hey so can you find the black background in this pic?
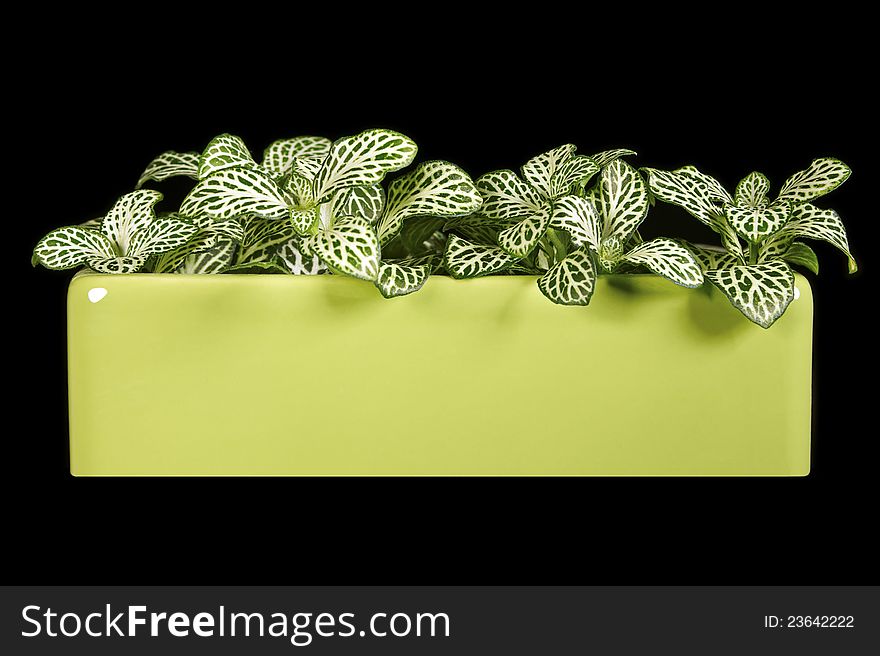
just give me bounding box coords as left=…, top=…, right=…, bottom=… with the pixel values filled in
left=7, top=11, right=876, bottom=584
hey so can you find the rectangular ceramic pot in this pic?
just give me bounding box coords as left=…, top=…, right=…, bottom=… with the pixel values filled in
left=67, top=273, right=813, bottom=476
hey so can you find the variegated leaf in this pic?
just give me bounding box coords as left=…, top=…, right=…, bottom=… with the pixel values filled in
left=290, top=208, right=319, bottom=235
left=206, top=217, right=244, bottom=241
left=136, top=151, right=199, bottom=189
left=537, top=248, right=597, bottom=306
left=776, top=157, right=851, bottom=205
left=198, top=134, right=256, bottom=179
left=622, top=238, right=704, bottom=287
left=724, top=201, right=791, bottom=244
left=312, top=129, right=417, bottom=201
left=734, top=171, right=770, bottom=208
left=102, top=189, right=163, bottom=253
left=444, top=214, right=507, bottom=245
left=283, top=172, right=316, bottom=208
left=497, top=207, right=551, bottom=257
left=332, top=184, right=386, bottom=224
left=224, top=261, right=289, bottom=274
left=596, top=159, right=649, bottom=241
left=300, top=217, right=380, bottom=281
left=681, top=241, right=743, bottom=272
left=128, top=216, right=198, bottom=257
left=759, top=203, right=856, bottom=272
left=181, top=167, right=289, bottom=221
left=262, top=136, right=332, bottom=176
left=707, top=261, right=795, bottom=328
left=375, top=256, right=434, bottom=298
left=276, top=239, right=327, bottom=275
left=399, top=216, right=447, bottom=255
left=89, top=256, right=148, bottom=274
left=550, top=195, right=601, bottom=252
left=675, top=166, right=733, bottom=205
left=235, top=217, right=297, bottom=263
left=293, top=157, right=324, bottom=181
left=444, top=234, right=517, bottom=279
left=521, top=144, right=576, bottom=198
left=476, top=170, right=546, bottom=220
left=549, top=155, right=599, bottom=198
left=782, top=242, right=819, bottom=275
left=589, top=149, right=637, bottom=168
left=175, top=237, right=237, bottom=274
left=33, top=226, right=117, bottom=270
left=151, top=232, right=217, bottom=273
left=378, top=161, right=482, bottom=244
left=598, top=235, right=625, bottom=272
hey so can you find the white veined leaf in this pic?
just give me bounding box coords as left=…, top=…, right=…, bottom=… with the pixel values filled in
left=377, top=161, right=482, bottom=244
left=375, top=256, right=434, bottom=298
left=550, top=195, right=601, bottom=252
left=782, top=242, right=819, bottom=275
left=198, top=134, right=257, bottom=179
left=681, top=241, right=744, bottom=272
left=207, top=218, right=244, bottom=241
left=521, top=144, right=576, bottom=198
left=333, top=184, right=386, bottom=225
left=622, top=238, right=704, bottom=288
left=549, top=155, right=600, bottom=198
left=675, top=166, right=733, bottom=205
left=89, top=256, right=148, bottom=274
left=276, top=239, right=327, bottom=275
left=181, top=167, right=290, bottom=221
left=734, top=171, right=770, bottom=207
left=707, top=261, right=795, bottom=328
left=724, top=201, right=791, bottom=244
left=312, top=129, right=417, bottom=201
left=261, top=136, right=332, bottom=176
left=589, top=149, right=637, bottom=168
left=290, top=208, right=319, bottom=235
left=443, top=234, right=518, bottom=279
left=224, top=261, right=289, bottom=274
left=475, top=170, right=546, bottom=220
left=444, top=214, right=509, bottom=245
left=300, top=216, right=380, bottom=281
left=151, top=232, right=218, bottom=273
left=102, top=189, right=164, bottom=254
left=136, top=151, right=199, bottom=189
left=179, top=237, right=237, bottom=274
left=128, top=216, right=198, bottom=257
left=759, top=203, right=856, bottom=272
left=497, top=207, right=551, bottom=257
left=236, top=216, right=298, bottom=263
left=596, top=159, right=649, bottom=242
left=537, top=248, right=597, bottom=306
left=283, top=172, right=316, bottom=208
left=33, top=226, right=117, bottom=270
left=776, top=157, right=851, bottom=205
left=293, top=157, right=324, bottom=181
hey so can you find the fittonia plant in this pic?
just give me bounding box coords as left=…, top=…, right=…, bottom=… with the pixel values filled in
left=32, top=133, right=856, bottom=328
left=643, top=158, right=856, bottom=327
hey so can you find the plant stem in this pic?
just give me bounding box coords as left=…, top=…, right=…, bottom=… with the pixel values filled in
left=749, top=242, right=759, bottom=265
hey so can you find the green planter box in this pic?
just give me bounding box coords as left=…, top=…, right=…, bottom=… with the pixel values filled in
left=67, top=273, right=813, bottom=476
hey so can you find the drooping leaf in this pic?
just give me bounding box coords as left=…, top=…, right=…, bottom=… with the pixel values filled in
left=681, top=241, right=743, bottom=271
left=782, top=242, right=820, bottom=275
left=332, top=184, right=386, bottom=224
left=549, top=195, right=601, bottom=252
left=521, top=144, right=576, bottom=198
left=102, top=189, right=163, bottom=253
left=300, top=217, right=380, bottom=281
left=595, top=159, right=649, bottom=241
left=776, top=157, right=851, bottom=205
left=236, top=216, right=298, bottom=263
left=33, top=226, right=117, bottom=270
left=444, top=214, right=508, bottom=246
left=443, top=234, right=517, bottom=279
left=675, top=166, right=734, bottom=205
left=293, top=157, right=324, bottom=181
left=312, top=129, right=417, bottom=201
left=549, top=155, right=600, bottom=198
left=204, top=217, right=244, bottom=241
left=198, top=134, right=256, bottom=179
left=89, top=256, right=148, bottom=274
left=759, top=203, right=856, bottom=273
left=276, top=239, right=327, bottom=275
left=224, top=260, right=289, bottom=274
left=497, top=207, right=551, bottom=257
left=734, top=171, right=770, bottom=208
left=375, top=256, right=435, bottom=298
left=706, top=261, right=796, bottom=328
left=475, top=169, right=546, bottom=220
left=175, top=237, right=237, bottom=274
left=262, top=136, right=332, bottom=176
left=589, top=149, right=637, bottom=168
left=377, top=161, right=482, bottom=244
left=136, top=151, right=199, bottom=189
left=151, top=232, right=218, bottom=273
left=181, top=167, right=289, bottom=221
left=537, top=248, right=597, bottom=306
left=724, top=201, right=791, bottom=243
left=622, top=238, right=704, bottom=287
left=128, top=216, right=198, bottom=257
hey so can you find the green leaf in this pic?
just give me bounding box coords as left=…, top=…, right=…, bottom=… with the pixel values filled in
left=476, top=170, right=546, bottom=220
left=198, top=134, right=256, bottom=179
left=550, top=195, right=601, bottom=252
left=375, top=256, right=435, bottom=298
left=707, top=261, right=795, bottom=329
left=102, top=189, right=163, bottom=253
left=89, top=256, right=148, bottom=274
left=33, top=226, right=117, bottom=270
left=595, top=159, right=649, bottom=241
left=622, top=238, right=704, bottom=287
left=782, top=241, right=819, bottom=275
left=399, top=216, right=447, bottom=256
left=181, top=167, right=289, bottom=221
left=332, top=185, right=386, bottom=224
left=734, top=171, right=770, bottom=208
left=675, top=166, right=734, bottom=205
left=300, top=217, right=380, bottom=281
left=136, top=151, right=199, bottom=189
left=776, top=157, right=851, bottom=205
left=151, top=232, right=218, bottom=273
left=128, top=216, right=198, bottom=257
left=276, top=239, right=327, bottom=275
left=724, top=201, right=791, bottom=244
left=293, top=157, right=324, bottom=181
left=377, top=161, right=482, bottom=244
left=171, top=237, right=237, bottom=274
left=497, top=207, right=551, bottom=257
left=521, top=144, right=576, bottom=198
left=262, top=136, right=332, bottom=176
left=537, top=249, right=597, bottom=306
left=237, top=217, right=297, bottom=263
left=444, top=234, right=517, bottom=279
left=681, top=241, right=743, bottom=271
left=549, top=155, right=599, bottom=198
left=224, top=261, right=289, bottom=274
left=203, top=217, right=244, bottom=241
left=444, top=214, right=508, bottom=245
left=759, top=203, right=856, bottom=272
left=312, top=129, right=417, bottom=201
left=289, top=208, right=319, bottom=234
left=589, top=148, right=637, bottom=168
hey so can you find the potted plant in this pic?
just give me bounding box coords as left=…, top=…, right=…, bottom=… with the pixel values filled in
left=34, top=129, right=856, bottom=475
